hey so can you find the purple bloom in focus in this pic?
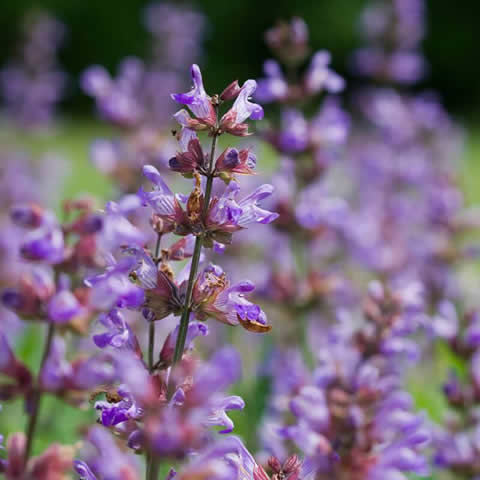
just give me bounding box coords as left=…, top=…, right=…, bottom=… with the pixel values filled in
left=171, top=64, right=214, bottom=121
left=220, top=80, right=264, bottom=136
left=208, top=181, right=279, bottom=230
left=193, top=263, right=271, bottom=332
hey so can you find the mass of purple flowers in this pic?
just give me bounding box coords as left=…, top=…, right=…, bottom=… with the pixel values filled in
left=0, top=1, right=478, bottom=480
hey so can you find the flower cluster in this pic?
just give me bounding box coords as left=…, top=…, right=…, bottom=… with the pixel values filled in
left=256, top=18, right=344, bottom=104
left=0, top=11, right=67, bottom=128
left=351, top=0, right=427, bottom=84
left=0, top=198, right=124, bottom=474
left=432, top=306, right=480, bottom=476
left=259, top=281, right=430, bottom=479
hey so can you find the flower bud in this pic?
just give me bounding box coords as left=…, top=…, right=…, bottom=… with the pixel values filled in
left=220, top=80, right=241, bottom=101
left=283, top=455, right=301, bottom=474
left=268, top=456, right=282, bottom=474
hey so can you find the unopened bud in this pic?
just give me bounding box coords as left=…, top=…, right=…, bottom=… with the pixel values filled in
left=253, top=465, right=270, bottom=480
left=283, top=455, right=301, bottom=474
left=268, top=456, right=282, bottom=474
left=220, top=80, right=241, bottom=101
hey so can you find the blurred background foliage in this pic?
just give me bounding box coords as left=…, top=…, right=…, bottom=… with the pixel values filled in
left=0, top=0, right=479, bottom=118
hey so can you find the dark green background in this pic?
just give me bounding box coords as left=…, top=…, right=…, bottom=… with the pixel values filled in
left=0, top=0, right=478, bottom=118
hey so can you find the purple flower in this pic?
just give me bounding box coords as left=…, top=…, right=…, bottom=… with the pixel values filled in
left=99, top=195, right=147, bottom=252
left=143, top=3, right=205, bottom=70
left=0, top=12, right=66, bottom=128
left=40, top=337, right=73, bottom=391
left=310, top=98, right=350, bottom=152
left=40, top=337, right=116, bottom=392
left=220, top=80, right=264, bottom=136
left=93, top=309, right=140, bottom=352
left=95, top=385, right=143, bottom=428
left=295, top=181, right=349, bottom=230
left=215, top=147, right=257, bottom=177
left=278, top=109, right=309, bottom=153
left=431, top=300, right=458, bottom=340
left=304, top=51, right=345, bottom=95
left=229, top=80, right=264, bottom=122
left=89, top=139, right=121, bottom=174
left=47, top=289, right=84, bottom=324
left=73, top=461, right=98, bottom=480
left=204, top=395, right=245, bottom=434
left=158, top=320, right=208, bottom=367
left=208, top=182, right=279, bottom=230
left=173, top=109, right=198, bottom=151
left=16, top=210, right=64, bottom=264
left=139, top=165, right=183, bottom=223
left=74, top=427, right=139, bottom=480
left=171, top=64, right=214, bottom=121
left=193, top=263, right=271, bottom=332
left=191, top=347, right=242, bottom=399
left=85, top=257, right=145, bottom=311
left=255, top=60, right=288, bottom=103
left=82, top=59, right=146, bottom=127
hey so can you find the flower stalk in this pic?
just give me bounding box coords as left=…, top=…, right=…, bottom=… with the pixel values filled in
left=171, top=107, right=219, bottom=366
left=23, top=322, right=55, bottom=464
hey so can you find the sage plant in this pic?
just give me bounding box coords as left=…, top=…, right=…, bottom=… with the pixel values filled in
left=72, top=64, right=278, bottom=480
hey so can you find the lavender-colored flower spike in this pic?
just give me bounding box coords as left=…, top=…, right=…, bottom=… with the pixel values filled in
left=0, top=11, right=67, bottom=128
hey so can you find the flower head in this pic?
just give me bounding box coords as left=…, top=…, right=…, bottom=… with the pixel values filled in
left=172, top=64, right=215, bottom=124
left=220, top=80, right=264, bottom=136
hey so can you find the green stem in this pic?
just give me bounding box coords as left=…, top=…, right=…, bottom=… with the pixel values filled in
left=148, top=459, right=160, bottom=480
left=146, top=233, right=163, bottom=478
left=171, top=109, right=219, bottom=366
left=148, top=233, right=162, bottom=373
left=24, top=322, right=55, bottom=464
left=148, top=323, right=155, bottom=373
left=171, top=234, right=204, bottom=365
